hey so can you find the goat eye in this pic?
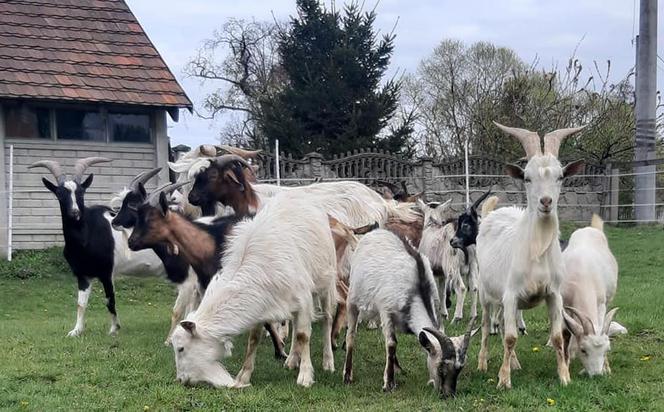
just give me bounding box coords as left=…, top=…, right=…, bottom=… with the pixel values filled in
left=177, top=347, right=184, bottom=353
left=524, top=178, right=531, bottom=183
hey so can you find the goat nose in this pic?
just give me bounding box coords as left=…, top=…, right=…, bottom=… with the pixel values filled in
left=540, top=196, right=552, bottom=208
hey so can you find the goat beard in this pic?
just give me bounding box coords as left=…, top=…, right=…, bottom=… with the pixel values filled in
left=529, top=217, right=557, bottom=261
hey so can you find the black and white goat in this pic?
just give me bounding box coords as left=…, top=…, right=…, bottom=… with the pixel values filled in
left=343, top=228, right=476, bottom=397
left=29, top=158, right=165, bottom=337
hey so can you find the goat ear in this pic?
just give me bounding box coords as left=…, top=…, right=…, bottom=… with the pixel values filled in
left=602, top=307, right=619, bottom=335
left=223, top=167, right=245, bottom=192
left=563, top=309, right=585, bottom=336
left=353, top=221, right=379, bottom=235
left=505, top=164, right=524, bottom=180
left=158, top=192, right=170, bottom=215
left=180, top=320, right=197, bottom=336
left=417, top=199, right=430, bottom=213
left=418, top=330, right=436, bottom=354
left=563, top=159, right=585, bottom=178
left=137, top=182, right=147, bottom=198
left=42, top=178, right=58, bottom=193
left=81, top=174, right=94, bottom=189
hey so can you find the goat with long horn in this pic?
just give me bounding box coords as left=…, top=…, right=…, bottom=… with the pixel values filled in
left=30, top=158, right=167, bottom=338
left=476, top=122, right=586, bottom=389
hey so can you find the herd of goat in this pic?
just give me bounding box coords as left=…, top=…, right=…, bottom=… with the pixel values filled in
left=27, top=122, right=627, bottom=398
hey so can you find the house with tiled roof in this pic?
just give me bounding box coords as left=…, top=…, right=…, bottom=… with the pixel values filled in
left=0, top=0, right=192, bottom=252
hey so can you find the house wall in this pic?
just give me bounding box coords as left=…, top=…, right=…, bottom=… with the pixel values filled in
left=0, top=108, right=172, bottom=253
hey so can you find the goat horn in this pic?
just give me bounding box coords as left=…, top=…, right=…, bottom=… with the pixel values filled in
left=543, top=125, right=586, bottom=157
left=602, top=307, right=619, bottom=335
left=460, top=316, right=478, bottom=360
left=219, top=144, right=262, bottom=159
left=493, top=121, right=542, bottom=159
left=471, top=188, right=492, bottom=211
left=213, top=154, right=251, bottom=170
left=565, top=306, right=595, bottom=335
left=129, top=167, right=162, bottom=189
left=28, top=160, right=65, bottom=184
left=197, top=144, right=218, bottom=157
left=73, top=157, right=111, bottom=182
left=423, top=327, right=456, bottom=359
left=148, top=181, right=190, bottom=206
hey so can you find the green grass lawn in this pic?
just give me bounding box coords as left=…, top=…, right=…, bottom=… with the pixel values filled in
left=0, top=225, right=663, bottom=411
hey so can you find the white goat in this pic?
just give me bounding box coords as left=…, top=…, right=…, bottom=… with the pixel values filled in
left=561, top=214, right=623, bottom=376
left=170, top=191, right=337, bottom=388
left=476, top=123, right=586, bottom=389
left=343, top=228, right=476, bottom=397
left=418, top=199, right=476, bottom=324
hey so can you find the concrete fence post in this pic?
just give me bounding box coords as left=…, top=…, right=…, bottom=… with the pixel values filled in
left=305, top=152, right=324, bottom=180
left=419, top=156, right=433, bottom=201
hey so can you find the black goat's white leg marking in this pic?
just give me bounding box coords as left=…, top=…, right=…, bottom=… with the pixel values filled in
left=68, top=279, right=91, bottom=337
left=100, top=278, right=120, bottom=336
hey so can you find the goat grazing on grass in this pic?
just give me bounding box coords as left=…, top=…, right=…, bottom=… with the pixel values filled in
left=29, top=158, right=165, bottom=337
left=170, top=191, right=337, bottom=388
left=561, top=214, right=624, bottom=376
left=343, top=228, right=476, bottom=397
left=110, top=172, right=202, bottom=345
left=126, top=189, right=288, bottom=359
left=186, top=155, right=419, bottom=227
left=476, top=122, right=586, bottom=389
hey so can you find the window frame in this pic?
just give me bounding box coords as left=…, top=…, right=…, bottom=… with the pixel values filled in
left=2, top=100, right=154, bottom=144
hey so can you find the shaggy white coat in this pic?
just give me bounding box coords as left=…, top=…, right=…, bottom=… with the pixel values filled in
left=170, top=191, right=338, bottom=388
left=560, top=216, right=622, bottom=376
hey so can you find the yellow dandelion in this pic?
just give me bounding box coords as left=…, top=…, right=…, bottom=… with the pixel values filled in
left=640, top=355, right=652, bottom=361
left=547, top=398, right=556, bottom=406
left=532, top=346, right=540, bottom=352
left=20, top=400, right=28, bottom=407
left=487, top=378, right=495, bottom=383
left=143, top=406, right=150, bottom=411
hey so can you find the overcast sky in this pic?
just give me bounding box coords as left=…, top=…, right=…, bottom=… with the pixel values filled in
left=125, top=0, right=663, bottom=148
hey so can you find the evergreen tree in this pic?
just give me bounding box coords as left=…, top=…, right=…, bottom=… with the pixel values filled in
left=259, top=0, right=411, bottom=157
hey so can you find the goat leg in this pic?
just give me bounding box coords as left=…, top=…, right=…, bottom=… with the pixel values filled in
left=264, top=322, right=287, bottom=360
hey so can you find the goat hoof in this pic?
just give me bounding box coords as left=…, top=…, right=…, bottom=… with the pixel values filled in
left=519, top=328, right=527, bottom=336
left=343, top=374, right=353, bottom=385
left=67, top=328, right=83, bottom=337
left=382, top=381, right=397, bottom=392
left=296, top=372, right=314, bottom=388
left=452, top=316, right=463, bottom=324
left=275, top=351, right=288, bottom=361
left=109, top=325, right=121, bottom=336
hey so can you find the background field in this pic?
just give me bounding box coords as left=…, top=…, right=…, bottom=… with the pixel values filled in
left=0, top=224, right=662, bottom=411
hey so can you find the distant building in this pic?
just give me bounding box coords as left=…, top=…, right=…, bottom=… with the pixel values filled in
left=0, top=0, right=192, bottom=252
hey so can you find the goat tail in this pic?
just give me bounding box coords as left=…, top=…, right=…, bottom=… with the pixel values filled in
left=481, top=195, right=499, bottom=218
left=590, top=214, right=604, bottom=231
left=385, top=201, right=421, bottom=224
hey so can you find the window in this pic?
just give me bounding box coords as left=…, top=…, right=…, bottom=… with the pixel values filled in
left=109, top=112, right=150, bottom=143
left=4, top=104, right=50, bottom=138
left=56, top=109, right=105, bottom=141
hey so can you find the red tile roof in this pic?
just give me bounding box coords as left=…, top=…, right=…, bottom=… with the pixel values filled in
left=0, top=0, right=192, bottom=109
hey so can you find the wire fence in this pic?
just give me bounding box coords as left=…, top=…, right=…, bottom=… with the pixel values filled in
left=3, top=141, right=663, bottom=260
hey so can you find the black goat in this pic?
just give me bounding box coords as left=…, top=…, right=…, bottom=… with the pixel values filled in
left=29, top=158, right=166, bottom=337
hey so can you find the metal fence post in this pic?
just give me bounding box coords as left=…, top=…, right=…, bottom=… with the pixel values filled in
left=7, top=144, right=13, bottom=261
left=275, top=139, right=280, bottom=186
